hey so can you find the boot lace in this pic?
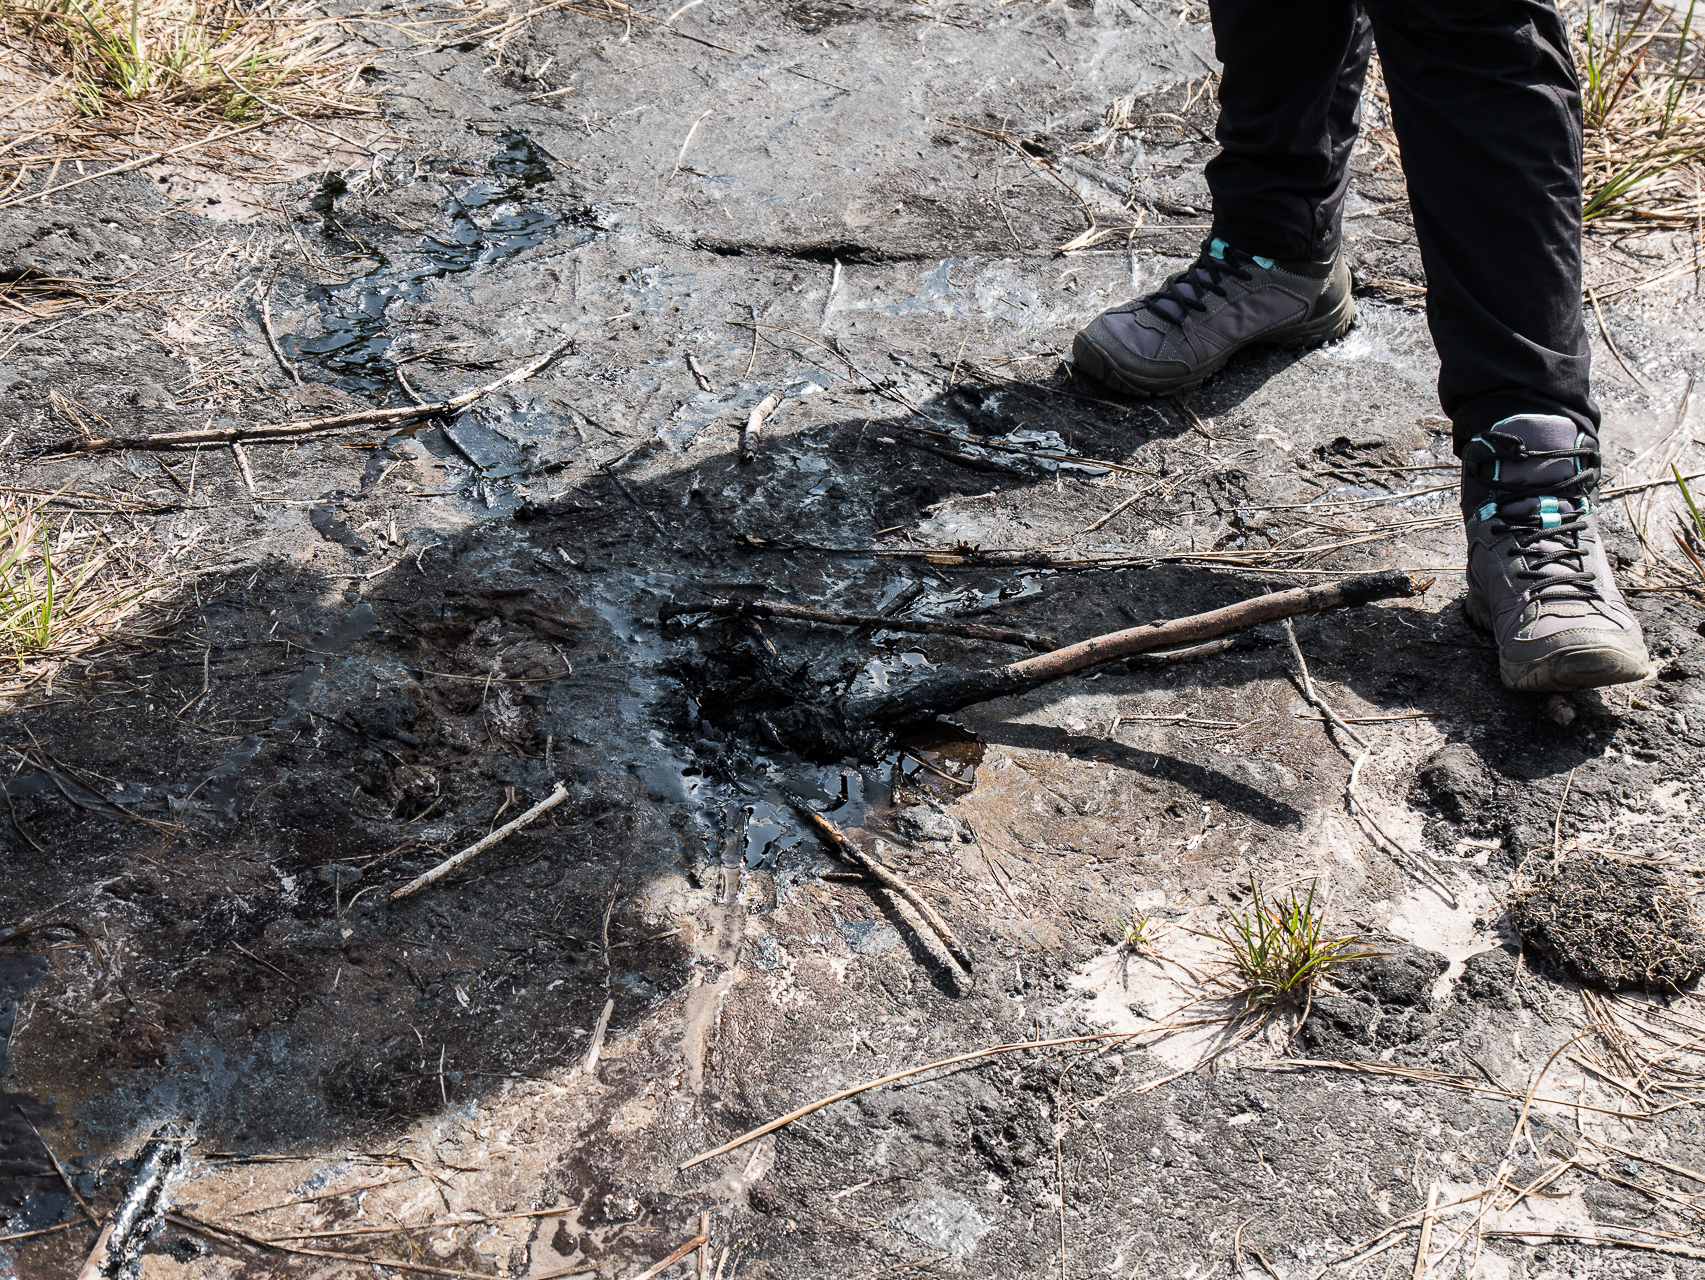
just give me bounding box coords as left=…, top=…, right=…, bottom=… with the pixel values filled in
left=1476, top=430, right=1602, bottom=607
left=1140, top=244, right=1256, bottom=324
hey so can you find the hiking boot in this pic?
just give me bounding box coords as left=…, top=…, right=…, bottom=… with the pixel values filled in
left=1462, top=414, right=1652, bottom=692
left=1072, top=237, right=1356, bottom=397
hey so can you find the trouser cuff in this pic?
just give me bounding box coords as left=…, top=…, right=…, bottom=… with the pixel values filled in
left=1449, top=395, right=1599, bottom=457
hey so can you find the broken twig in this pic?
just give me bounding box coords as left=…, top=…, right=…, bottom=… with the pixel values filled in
left=625, top=1220, right=711, bottom=1280
left=661, top=596, right=1056, bottom=651
left=780, top=792, right=973, bottom=973
left=584, top=997, right=615, bottom=1076
left=259, top=274, right=302, bottom=388
left=686, top=352, right=716, bottom=393
left=50, top=336, right=575, bottom=454
left=391, top=781, right=570, bottom=899
left=739, top=391, right=781, bottom=464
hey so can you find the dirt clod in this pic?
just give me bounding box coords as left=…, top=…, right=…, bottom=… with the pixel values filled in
left=1509, top=860, right=1705, bottom=992
left=1413, top=743, right=1494, bottom=826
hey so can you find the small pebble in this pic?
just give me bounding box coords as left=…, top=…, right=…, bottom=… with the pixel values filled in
left=1544, top=694, right=1575, bottom=727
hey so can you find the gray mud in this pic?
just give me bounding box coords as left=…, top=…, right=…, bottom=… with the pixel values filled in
left=3, top=2, right=1705, bottom=1278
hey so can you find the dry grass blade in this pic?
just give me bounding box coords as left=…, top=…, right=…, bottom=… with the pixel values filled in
left=0, top=268, right=133, bottom=318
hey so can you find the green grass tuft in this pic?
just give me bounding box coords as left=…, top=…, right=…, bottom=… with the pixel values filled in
left=1216, top=880, right=1374, bottom=1011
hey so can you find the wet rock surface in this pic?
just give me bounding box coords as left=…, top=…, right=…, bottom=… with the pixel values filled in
left=2, top=1, right=1705, bottom=1277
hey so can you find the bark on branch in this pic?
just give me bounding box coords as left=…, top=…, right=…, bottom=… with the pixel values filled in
left=851, top=571, right=1431, bottom=725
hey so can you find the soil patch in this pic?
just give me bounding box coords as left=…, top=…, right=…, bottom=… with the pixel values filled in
left=1510, top=860, right=1705, bottom=992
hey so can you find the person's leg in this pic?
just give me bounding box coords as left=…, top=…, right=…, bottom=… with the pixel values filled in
left=1364, top=0, right=1596, bottom=450
left=1072, top=0, right=1366, bottom=397
left=1367, top=0, right=1646, bottom=690
left=1205, top=0, right=1374, bottom=263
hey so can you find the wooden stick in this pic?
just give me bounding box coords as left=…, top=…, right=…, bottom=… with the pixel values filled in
left=391, top=781, right=569, bottom=899
left=678, top=1032, right=1128, bottom=1171
left=1480, top=1230, right=1705, bottom=1260
left=738, top=391, right=780, bottom=464
left=583, top=997, right=615, bottom=1075
left=0, top=1223, right=74, bottom=1244
left=1122, top=635, right=1253, bottom=667
left=627, top=1221, right=712, bottom=1280
left=780, top=792, right=974, bottom=973
left=166, top=1213, right=579, bottom=1279
left=49, top=335, right=575, bottom=454
left=259, top=275, right=302, bottom=388
left=27, top=1119, right=98, bottom=1225
left=853, top=571, right=1431, bottom=726
left=1335, top=1232, right=1409, bottom=1272
left=1279, top=616, right=1367, bottom=748
left=231, top=442, right=258, bottom=496
left=661, top=597, right=1057, bottom=652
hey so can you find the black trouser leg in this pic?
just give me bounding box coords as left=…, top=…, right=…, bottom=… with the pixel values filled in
left=1204, top=0, right=1372, bottom=263
left=1364, top=0, right=1597, bottom=451
left=1203, top=0, right=1599, bottom=454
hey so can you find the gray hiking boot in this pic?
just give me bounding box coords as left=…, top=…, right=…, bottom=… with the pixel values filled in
left=1072, top=237, right=1356, bottom=397
left=1461, top=414, right=1652, bottom=692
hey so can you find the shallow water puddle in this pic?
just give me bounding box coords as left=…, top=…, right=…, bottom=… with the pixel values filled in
left=285, top=131, right=584, bottom=401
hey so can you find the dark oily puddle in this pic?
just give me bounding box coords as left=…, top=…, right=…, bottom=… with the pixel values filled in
left=1, top=256, right=1091, bottom=1265
left=284, top=132, right=586, bottom=402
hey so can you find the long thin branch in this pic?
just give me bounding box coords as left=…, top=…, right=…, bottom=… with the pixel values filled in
left=1280, top=615, right=1367, bottom=748
left=259, top=272, right=302, bottom=388
left=627, top=1223, right=711, bottom=1280
left=661, top=597, right=1057, bottom=651
left=50, top=335, right=575, bottom=453
left=391, top=781, right=569, bottom=899
left=780, top=791, right=974, bottom=973
left=677, top=1032, right=1130, bottom=1172
left=1282, top=616, right=1459, bottom=906
left=854, top=571, right=1430, bottom=725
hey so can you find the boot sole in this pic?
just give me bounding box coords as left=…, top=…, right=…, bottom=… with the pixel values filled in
left=1073, top=294, right=1357, bottom=399
left=1465, top=586, right=1652, bottom=692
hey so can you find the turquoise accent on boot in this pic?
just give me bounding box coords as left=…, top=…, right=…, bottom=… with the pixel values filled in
left=1208, top=238, right=1274, bottom=270
left=1540, top=496, right=1560, bottom=529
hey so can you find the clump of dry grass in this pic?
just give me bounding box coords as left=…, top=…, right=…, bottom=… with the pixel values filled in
left=0, top=270, right=130, bottom=319
left=1356, top=5, right=1704, bottom=230
left=2, top=0, right=369, bottom=119
left=0, top=0, right=379, bottom=201
left=0, top=494, right=169, bottom=680
left=1576, top=0, right=1705, bottom=227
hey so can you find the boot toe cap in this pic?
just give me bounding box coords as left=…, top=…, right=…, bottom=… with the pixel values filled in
left=1501, top=626, right=1654, bottom=692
